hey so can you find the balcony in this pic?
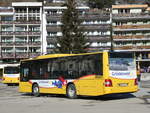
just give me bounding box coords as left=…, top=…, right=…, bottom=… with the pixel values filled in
left=46, top=26, right=61, bottom=32
left=28, top=21, right=41, bottom=24
left=113, top=28, right=150, bottom=32
left=0, top=9, right=13, bottom=12
left=1, top=53, right=15, bottom=59
left=114, top=45, right=150, bottom=50
left=80, top=14, right=110, bottom=21
left=1, top=42, right=14, bottom=46
left=14, top=21, right=41, bottom=24
left=14, top=32, right=28, bottom=35
left=113, top=24, right=150, bottom=30
left=87, top=35, right=111, bottom=42
left=113, top=35, right=150, bottom=41
left=15, top=52, right=28, bottom=58
left=15, top=42, right=28, bottom=46
left=29, top=52, right=41, bottom=58
left=83, top=24, right=110, bottom=31
left=136, top=45, right=150, bottom=49
left=46, top=13, right=110, bottom=21
left=88, top=46, right=111, bottom=52
left=28, top=32, right=41, bottom=36
left=46, top=15, right=61, bottom=21
left=47, top=37, right=57, bottom=44
left=28, top=42, right=41, bottom=47
left=114, top=46, right=133, bottom=50
left=0, top=21, right=13, bottom=25
left=112, top=13, right=150, bottom=20
left=1, top=32, right=13, bottom=36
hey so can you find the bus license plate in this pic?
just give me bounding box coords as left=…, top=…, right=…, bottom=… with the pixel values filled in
left=119, top=83, right=128, bottom=87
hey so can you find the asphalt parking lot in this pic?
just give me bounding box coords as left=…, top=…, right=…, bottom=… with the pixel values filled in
left=0, top=82, right=150, bottom=113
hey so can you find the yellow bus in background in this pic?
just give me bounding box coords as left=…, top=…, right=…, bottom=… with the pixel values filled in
left=1, top=64, right=20, bottom=86
left=19, top=52, right=138, bottom=98
left=0, top=65, right=5, bottom=81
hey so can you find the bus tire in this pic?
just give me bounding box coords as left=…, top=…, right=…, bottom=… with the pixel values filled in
left=32, top=84, right=40, bottom=97
left=66, top=84, right=77, bottom=99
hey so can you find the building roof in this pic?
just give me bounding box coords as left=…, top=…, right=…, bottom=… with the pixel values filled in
left=112, top=4, right=148, bottom=9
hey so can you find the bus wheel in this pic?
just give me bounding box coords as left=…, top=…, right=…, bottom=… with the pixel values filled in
left=66, top=84, right=77, bottom=99
left=32, top=84, right=40, bottom=97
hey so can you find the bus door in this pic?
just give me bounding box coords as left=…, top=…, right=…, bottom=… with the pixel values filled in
left=75, top=54, right=104, bottom=96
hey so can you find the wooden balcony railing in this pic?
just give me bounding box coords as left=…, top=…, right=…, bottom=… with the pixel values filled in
left=136, top=45, right=150, bottom=49
left=113, top=24, right=150, bottom=29
left=0, top=9, right=13, bottom=12
left=112, top=13, right=150, bottom=19
left=114, top=45, right=150, bottom=50
left=113, top=35, right=150, bottom=40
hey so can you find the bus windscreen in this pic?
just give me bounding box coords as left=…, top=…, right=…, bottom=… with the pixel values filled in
left=109, top=52, right=136, bottom=79
left=4, top=67, right=19, bottom=74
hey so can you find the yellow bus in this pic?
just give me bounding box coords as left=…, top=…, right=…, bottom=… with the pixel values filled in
left=19, top=52, right=138, bottom=98
left=0, top=65, right=4, bottom=81
left=1, top=64, right=20, bottom=86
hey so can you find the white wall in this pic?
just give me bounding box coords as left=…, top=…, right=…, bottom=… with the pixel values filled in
left=130, top=9, right=142, bottom=13
left=42, top=11, right=47, bottom=54
left=112, top=9, right=118, bottom=14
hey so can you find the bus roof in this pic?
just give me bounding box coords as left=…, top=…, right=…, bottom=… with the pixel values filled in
left=21, top=54, right=75, bottom=62
left=0, top=63, right=19, bottom=68
left=21, top=52, right=105, bottom=62
left=21, top=51, right=134, bottom=62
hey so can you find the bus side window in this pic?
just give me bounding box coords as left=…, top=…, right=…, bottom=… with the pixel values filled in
left=51, top=61, right=60, bottom=79
left=22, top=68, right=29, bottom=81
left=67, top=57, right=79, bottom=79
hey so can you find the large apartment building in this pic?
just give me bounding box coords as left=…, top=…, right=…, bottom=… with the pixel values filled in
left=0, top=2, right=43, bottom=63
left=44, top=5, right=111, bottom=53
left=112, top=4, right=150, bottom=71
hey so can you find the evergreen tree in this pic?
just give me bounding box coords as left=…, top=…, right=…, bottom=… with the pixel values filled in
left=56, top=0, right=89, bottom=54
